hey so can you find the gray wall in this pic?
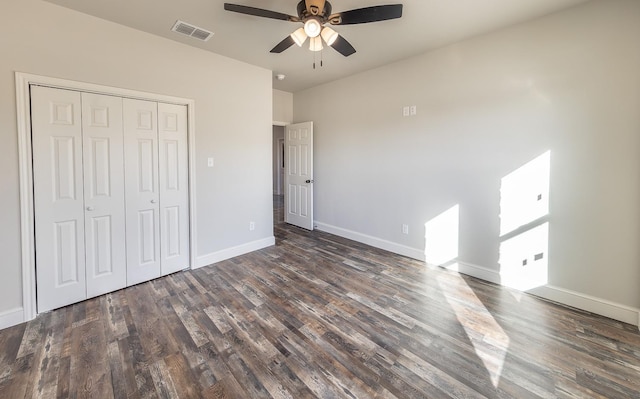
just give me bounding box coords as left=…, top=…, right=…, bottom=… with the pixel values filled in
left=0, top=0, right=273, bottom=320
left=294, top=0, right=640, bottom=317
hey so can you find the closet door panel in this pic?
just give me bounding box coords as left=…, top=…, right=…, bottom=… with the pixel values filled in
left=81, top=93, right=127, bottom=298
left=158, top=103, right=189, bottom=275
left=124, top=98, right=161, bottom=285
left=32, top=86, right=87, bottom=312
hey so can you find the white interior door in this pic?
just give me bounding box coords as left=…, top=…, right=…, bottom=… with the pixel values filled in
left=123, top=98, right=161, bottom=285
left=81, top=92, right=127, bottom=298
left=285, top=122, right=314, bottom=230
left=158, top=103, right=189, bottom=275
left=31, top=86, right=87, bottom=312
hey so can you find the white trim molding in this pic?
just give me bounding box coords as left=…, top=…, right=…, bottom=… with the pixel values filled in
left=0, top=308, right=25, bottom=330
left=15, top=72, right=198, bottom=324
left=437, top=261, right=502, bottom=285
left=441, top=261, right=640, bottom=327
left=15, top=73, right=37, bottom=324
left=315, top=222, right=425, bottom=261
left=529, top=285, right=640, bottom=327
left=444, top=260, right=640, bottom=327
left=195, top=237, right=276, bottom=269
left=315, top=220, right=640, bottom=328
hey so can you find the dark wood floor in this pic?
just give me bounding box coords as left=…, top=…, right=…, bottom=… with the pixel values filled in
left=1, top=196, right=639, bottom=398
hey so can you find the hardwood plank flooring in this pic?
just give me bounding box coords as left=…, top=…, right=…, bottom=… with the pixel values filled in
left=1, top=195, right=639, bottom=398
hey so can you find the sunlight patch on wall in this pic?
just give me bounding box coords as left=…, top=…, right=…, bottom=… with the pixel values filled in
left=500, top=151, right=550, bottom=236
left=500, top=222, right=549, bottom=291
left=437, top=273, right=510, bottom=387
left=424, top=205, right=459, bottom=265
left=499, top=151, right=551, bottom=292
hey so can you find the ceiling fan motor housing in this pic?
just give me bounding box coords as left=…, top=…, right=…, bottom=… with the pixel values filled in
left=297, top=1, right=332, bottom=20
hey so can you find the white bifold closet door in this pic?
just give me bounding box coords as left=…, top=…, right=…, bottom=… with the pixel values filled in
left=32, top=87, right=189, bottom=313
left=32, top=86, right=127, bottom=312
left=123, top=99, right=161, bottom=285
left=157, top=102, right=190, bottom=275
left=123, top=99, right=189, bottom=285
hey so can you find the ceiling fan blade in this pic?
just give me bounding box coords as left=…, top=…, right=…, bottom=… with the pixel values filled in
left=330, top=35, right=356, bottom=57
left=305, top=0, right=326, bottom=16
left=270, top=36, right=296, bottom=53
left=329, top=4, right=403, bottom=25
left=224, top=3, right=298, bottom=22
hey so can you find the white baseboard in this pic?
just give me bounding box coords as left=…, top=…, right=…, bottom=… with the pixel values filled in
left=314, top=222, right=640, bottom=328
left=445, top=261, right=640, bottom=327
left=529, top=285, right=640, bottom=327
left=439, top=261, right=502, bottom=285
left=315, top=222, right=425, bottom=261
left=194, top=236, right=276, bottom=269
left=0, top=307, right=25, bottom=330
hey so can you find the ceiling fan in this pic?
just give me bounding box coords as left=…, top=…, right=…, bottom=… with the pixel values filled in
left=223, top=1, right=403, bottom=57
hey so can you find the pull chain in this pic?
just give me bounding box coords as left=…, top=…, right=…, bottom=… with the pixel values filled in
left=313, top=48, right=324, bottom=69
left=312, top=45, right=325, bottom=69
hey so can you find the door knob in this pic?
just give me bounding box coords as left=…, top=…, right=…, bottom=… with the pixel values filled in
left=86, top=206, right=94, bottom=211
left=305, top=179, right=314, bottom=184
left=151, top=199, right=157, bottom=204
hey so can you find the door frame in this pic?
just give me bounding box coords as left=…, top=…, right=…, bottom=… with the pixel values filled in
left=15, top=72, right=198, bottom=322
left=272, top=122, right=287, bottom=202
left=277, top=138, right=285, bottom=195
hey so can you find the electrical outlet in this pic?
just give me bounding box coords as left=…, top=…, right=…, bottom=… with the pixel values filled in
left=207, top=157, right=214, bottom=167
left=410, top=105, right=417, bottom=116
left=249, top=221, right=255, bottom=231
left=402, top=224, right=409, bottom=235
left=402, top=106, right=410, bottom=117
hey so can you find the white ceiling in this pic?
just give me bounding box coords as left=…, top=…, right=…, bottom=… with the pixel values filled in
left=45, top=0, right=589, bottom=92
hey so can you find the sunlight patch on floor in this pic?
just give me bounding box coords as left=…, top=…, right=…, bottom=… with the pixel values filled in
left=438, top=274, right=510, bottom=387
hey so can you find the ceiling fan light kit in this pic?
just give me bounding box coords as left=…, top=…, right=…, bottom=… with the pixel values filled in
left=223, top=1, right=403, bottom=59
left=309, top=36, right=323, bottom=52
left=291, top=27, right=308, bottom=47
left=304, top=18, right=322, bottom=38
left=321, top=26, right=338, bottom=46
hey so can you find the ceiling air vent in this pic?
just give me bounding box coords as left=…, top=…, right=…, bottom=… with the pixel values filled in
left=171, top=20, right=213, bottom=42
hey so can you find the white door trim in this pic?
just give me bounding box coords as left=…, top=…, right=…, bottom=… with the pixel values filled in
left=15, top=72, right=198, bottom=322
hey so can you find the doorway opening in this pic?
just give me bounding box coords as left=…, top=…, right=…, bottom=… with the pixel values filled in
left=272, top=125, right=285, bottom=225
